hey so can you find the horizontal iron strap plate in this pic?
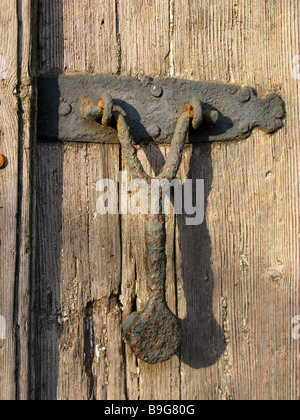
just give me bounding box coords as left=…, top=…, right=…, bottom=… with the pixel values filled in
left=37, top=75, right=285, bottom=144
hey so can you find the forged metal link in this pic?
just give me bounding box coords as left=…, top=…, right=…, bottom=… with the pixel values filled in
left=189, top=97, right=203, bottom=131
left=99, top=93, right=114, bottom=126
left=117, top=98, right=203, bottom=364
left=116, top=113, right=153, bottom=184
left=80, top=94, right=206, bottom=364
left=79, top=94, right=114, bottom=126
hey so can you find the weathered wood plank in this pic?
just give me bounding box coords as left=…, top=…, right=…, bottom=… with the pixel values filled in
left=38, top=0, right=64, bottom=73
left=0, top=0, right=19, bottom=401
left=172, top=0, right=299, bottom=400
left=38, top=0, right=119, bottom=74
left=36, top=143, right=125, bottom=400
left=0, top=0, right=37, bottom=400
left=86, top=144, right=125, bottom=400
left=35, top=143, right=64, bottom=400
left=18, top=0, right=38, bottom=400
left=118, top=0, right=171, bottom=77
left=37, top=0, right=125, bottom=400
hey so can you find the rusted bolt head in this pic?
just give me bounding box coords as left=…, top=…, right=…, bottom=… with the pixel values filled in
left=237, top=87, right=251, bottom=104
left=0, top=154, right=5, bottom=169
left=58, top=102, right=72, bottom=117
left=141, top=76, right=154, bottom=87
left=151, top=86, right=163, bottom=98
left=239, top=122, right=250, bottom=135
left=79, top=98, right=102, bottom=121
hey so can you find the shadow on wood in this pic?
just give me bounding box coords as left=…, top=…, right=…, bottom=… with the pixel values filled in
left=36, top=142, right=63, bottom=400
left=35, top=0, right=64, bottom=399
left=178, top=145, right=225, bottom=369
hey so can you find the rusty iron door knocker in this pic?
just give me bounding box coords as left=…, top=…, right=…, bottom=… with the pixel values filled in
left=80, top=95, right=217, bottom=364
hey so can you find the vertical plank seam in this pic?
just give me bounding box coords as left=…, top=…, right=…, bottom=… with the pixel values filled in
left=13, top=0, right=37, bottom=400
left=114, top=2, right=129, bottom=398
left=85, top=143, right=97, bottom=400
left=169, top=0, right=181, bottom=400
left=26, top=1, right=38, bottom=399
left=173, top=215, right=182, bottom=400
left=30, top=1, right=40, bottom=400
left=115, top=0, right=121, bottom=75
left=13, top=0, right=26, bottom=400
left=28, top=84, right=37, bottom=400
left=169, top=0, right=175, bottom=76
left=118, top=146, right=130, bottom=401
left=294, top=0, right=300, bottom=401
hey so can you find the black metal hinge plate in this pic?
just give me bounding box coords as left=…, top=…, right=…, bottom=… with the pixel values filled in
left=37, top=75, right=285, bottom=144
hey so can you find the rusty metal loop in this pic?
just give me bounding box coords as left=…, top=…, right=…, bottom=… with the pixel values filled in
left=189, top=97, right=203, bottom=130
left=99, top=93, right=114, bottom=127
left=79, top=93, right=114, bottom=127
left=114, top=98, right=204, bottom=363
left=117, top=111, right=192, bottom=183
left=116, top=113, right=153, bottom=183
left=116, top=106, right=199, bottom=182
left=79, top=97, right=102, bottom=121
left=80, top=95, right=203, bottom=183
left=157, top=111, right=191, bottom=180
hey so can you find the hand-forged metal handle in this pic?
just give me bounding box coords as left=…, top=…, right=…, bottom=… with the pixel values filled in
left=80, top=94, right=217, bottom=364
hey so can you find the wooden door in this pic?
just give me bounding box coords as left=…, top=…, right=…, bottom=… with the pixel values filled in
left=0, top=0, right=299, bottom=400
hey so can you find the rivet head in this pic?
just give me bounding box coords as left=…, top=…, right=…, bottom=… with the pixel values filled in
left=0, top=154, right=5, bottom=168
left=237, top=87, right=251, bottom=104
left=141, top=76, right=154, bottom=87
left=58, top=102, right=72, bottom=116
left=147, top=124, right=161, bottom=138
left=239, top=122, right=250, bottom=135
left=151, top=86, right=163, bottom=98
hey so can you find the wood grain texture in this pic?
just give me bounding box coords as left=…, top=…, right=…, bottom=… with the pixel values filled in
left=0, top=0, right=19, bottom=400
left=18, top=0, right=38, bottom=400
left=0, top=0, right=37, bottom=401
left=38, top=0, right=119, bottom=74
left=35, top=143, right=125, bottom=400
left=172, top=0, right=299, bottom=400
left=36, top=0, right=125, bottom=400
left=118, top=0, right=170, bottom=77
left=35, top=0, right=299, bottom=400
